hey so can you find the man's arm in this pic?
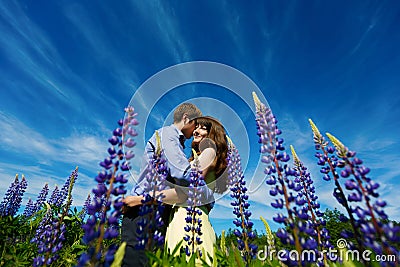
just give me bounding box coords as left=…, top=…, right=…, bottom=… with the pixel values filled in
left=162, top=131, right=191, bottom=179
left=124, top=147, right=217, bottom=207
left=123, top=188, right=183, bottom=207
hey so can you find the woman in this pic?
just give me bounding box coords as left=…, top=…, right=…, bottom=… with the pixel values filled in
left=165, top=116, right=229, bottom=264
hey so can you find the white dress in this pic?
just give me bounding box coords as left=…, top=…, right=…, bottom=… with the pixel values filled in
left=165, top=206, right=216, bottom=265
left=166, top=147, right=217, bottom=265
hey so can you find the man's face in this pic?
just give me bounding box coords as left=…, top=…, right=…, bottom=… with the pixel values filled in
left=181, top=119, right=196, bottom=139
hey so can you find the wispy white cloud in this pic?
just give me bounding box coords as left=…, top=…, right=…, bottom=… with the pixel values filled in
left=0, top=2, right=78, bottom=106
left=0, top=110, right=146, bottom=208
left=61, top=3, right=140, bottom=111
left=128, top=1, right=190, bottom=62
left=349, top=4, right=383, bottom=56
left=0, top=1, right=128, bottom=128
left=277, top=113, right=313, bottom=153
left=59, top=135, right=108, bottom=166
left=219, top=1, right=245, bottom=57
left=0, top=161, right=97, bottom=207
left=0, top=2, right=61, bottom=68
left=0, top=111, right=108, bottom=171
left=0, top=111, right=55, bottom=158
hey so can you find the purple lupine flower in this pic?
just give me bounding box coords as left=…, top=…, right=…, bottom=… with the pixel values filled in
left=32, top=212, right=67, bottom=266
left=136, top=131, right=168, bottom=249
left=32, top=183, right=49, bottom=214
left=48, top=185, right=60, bottom=206
left=291, top=145, right=333, bottom=264
left=184, top=152, right=206, bottom=257
left=32, top=207, right=60, bottom=266
left=32, top=168, right=78, bottom=267
left=0, top=174, right=28, bottom=217
left=227, top=138, right=257, bottom=263
left=326, top=133, right=400, bottom=258
left=253, top=92, right=303, bottom=265
left=16, top=176, right=28, bottom=214
left=0, top=175, right=19, bottom=216
left=23, top=198, right=35, bottom=217
left=77, top=107, right=136, bottom=267
left=309, top=119, right=364, bottom=251
left=53, top=168, right=78, bottom=207
left=80, top=194, right=92, bottom=221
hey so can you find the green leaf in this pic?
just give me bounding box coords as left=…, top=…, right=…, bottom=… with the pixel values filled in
left=110, top=242, right=126, bottom=267
left=231, top=244, right=245, bottom=267
left=145, top=250, right=162, bottom=265
left=187, top=253, right=196, bottom=267
left=171, top=240, right=184, bottom=257
left=212, top=245, right=218, bottom=267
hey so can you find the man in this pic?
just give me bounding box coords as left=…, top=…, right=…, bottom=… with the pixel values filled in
left=121, top=102, right=202, bottom=267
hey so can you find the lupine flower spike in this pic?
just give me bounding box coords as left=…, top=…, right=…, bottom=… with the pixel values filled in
left=227, top=136, right=257, bottom=264
left=23, top=182, right=48, bottom=218
left=23, top=198, right=35, bottom=217
left=136, top=131, right=168, bottom=249
left=309, top=119, right=364, bottom=251
left=253, top=92, right=304, bottom=266
left=0, top=174, right=28, bottom=217
left=260, top=216, right=275, bottom=252
left=326, top=132, right=399, bottom=259
left=290, top=145, right=333, bottom=265
left=183, top=149, right=206, bottom=258
left=55, top=170, right=78, bottom=207
left=80, top=194, right=92, bottom=221
left=77, top=107, right=136, bottom=266
left=32, top=168, right=78, bottom=267
left=48, top=186, right=60, bottom=206
left=33, top=183, right=49, bottom=214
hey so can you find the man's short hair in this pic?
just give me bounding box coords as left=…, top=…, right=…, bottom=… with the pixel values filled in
left=173, top=103, right=202, bottom=123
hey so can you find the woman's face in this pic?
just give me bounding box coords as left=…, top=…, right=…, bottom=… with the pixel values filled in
left=192, top=124, right=208, bottom=144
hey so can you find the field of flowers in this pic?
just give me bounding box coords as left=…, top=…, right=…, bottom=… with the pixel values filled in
left=0, top=93, right=399, bottom=266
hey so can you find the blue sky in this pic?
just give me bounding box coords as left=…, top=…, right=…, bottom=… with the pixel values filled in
left=1, top=1, right=399, bottom=235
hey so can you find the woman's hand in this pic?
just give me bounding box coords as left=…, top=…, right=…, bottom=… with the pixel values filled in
left=192, top=147, right=216, bottom=171
left=123, top=195, right=144, bottom=207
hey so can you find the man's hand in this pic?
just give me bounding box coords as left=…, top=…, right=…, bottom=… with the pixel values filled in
left=123, top=195, right=144, bottom=207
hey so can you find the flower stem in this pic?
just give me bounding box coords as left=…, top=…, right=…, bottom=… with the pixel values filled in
left=273, top=158, right=302, bottom=262
left=93, top=165, right=117, bottom=265
left=322, top=147, right=364, bottom=251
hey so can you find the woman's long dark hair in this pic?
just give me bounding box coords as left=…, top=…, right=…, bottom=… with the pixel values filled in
left=190, top=117, right=229, bottom=194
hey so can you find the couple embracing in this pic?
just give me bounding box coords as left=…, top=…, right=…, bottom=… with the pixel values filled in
left=122, top=103, right=229, bottom=266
